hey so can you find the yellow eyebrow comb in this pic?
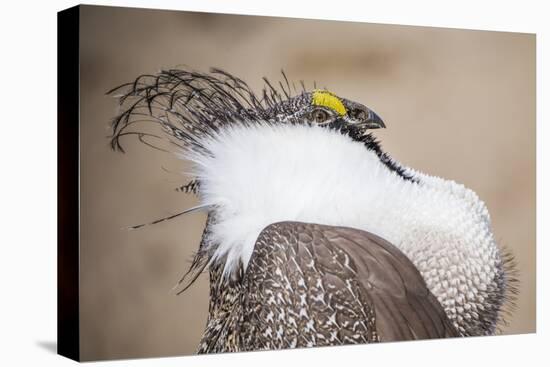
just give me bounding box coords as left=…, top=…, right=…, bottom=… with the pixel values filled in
left=312, top=90, right=347, bottom=116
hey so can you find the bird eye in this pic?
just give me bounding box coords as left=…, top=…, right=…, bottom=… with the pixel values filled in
left=353, top=109, right=367, bottom=120
left=310, top=108, right=330, bottom=124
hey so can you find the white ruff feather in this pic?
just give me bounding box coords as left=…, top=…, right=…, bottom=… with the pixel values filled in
left=181, top=123, right=502, bottom=331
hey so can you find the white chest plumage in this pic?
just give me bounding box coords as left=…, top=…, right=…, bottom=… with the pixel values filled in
left=182, top=122, right=504, bottom=334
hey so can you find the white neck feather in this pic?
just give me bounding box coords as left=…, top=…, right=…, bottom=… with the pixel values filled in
left=181, top=123, right=503, bottom=334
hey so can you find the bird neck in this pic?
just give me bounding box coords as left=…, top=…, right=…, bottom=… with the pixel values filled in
left=183, top=122, right=510, bottom=335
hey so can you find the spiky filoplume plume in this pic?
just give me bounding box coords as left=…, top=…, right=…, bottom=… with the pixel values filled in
left=109, top=68, right=517, bottom=353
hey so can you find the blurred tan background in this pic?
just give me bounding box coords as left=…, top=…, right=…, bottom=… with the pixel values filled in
left=78, top=5, right=535, bottom=361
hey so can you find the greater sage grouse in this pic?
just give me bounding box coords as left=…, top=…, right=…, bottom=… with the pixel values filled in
left=109, top=68, right=517, bottom=353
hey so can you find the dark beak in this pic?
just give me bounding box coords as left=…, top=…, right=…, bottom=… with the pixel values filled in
left=331, top=107, right=386, bottom=132
left=364, top=109, right=386, bottom=129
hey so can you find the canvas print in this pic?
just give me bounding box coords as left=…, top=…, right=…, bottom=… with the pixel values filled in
left=57, top=4, right=535, bottom=362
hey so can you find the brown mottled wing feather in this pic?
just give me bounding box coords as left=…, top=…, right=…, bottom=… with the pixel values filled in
left=240, top=221, right=458, bottom=351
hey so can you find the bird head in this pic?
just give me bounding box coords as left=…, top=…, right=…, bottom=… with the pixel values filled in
left=263, top=89, right=385, bottom=137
